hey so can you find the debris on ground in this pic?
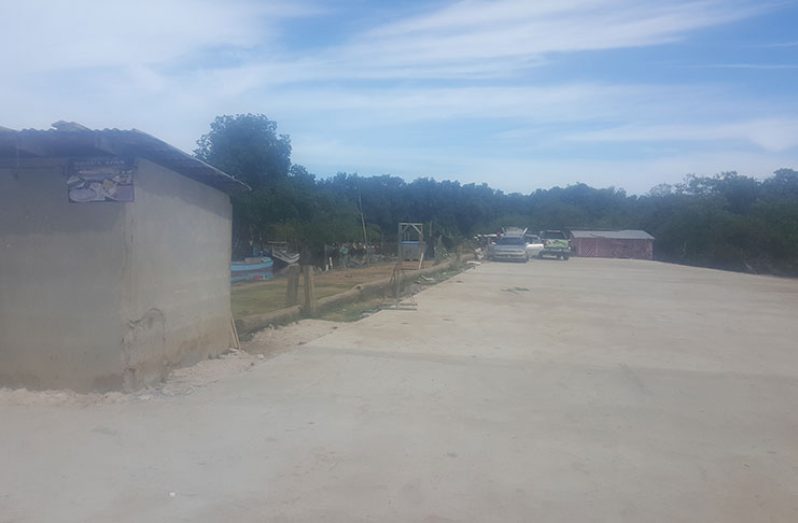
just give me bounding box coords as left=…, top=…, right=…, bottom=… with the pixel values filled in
left=0, top=321, right=339, bottom=407
left=502, top=287, right=531, bottom=294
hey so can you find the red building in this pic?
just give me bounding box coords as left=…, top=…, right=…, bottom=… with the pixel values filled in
left=569, top=230, right=654, bottom=260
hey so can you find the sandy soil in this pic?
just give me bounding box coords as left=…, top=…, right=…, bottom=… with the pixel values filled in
left=2, top=258, right=797, bottom=522
left=243, top=319, right=341, bottom=356
left=0, top=321, right=339, bottom=407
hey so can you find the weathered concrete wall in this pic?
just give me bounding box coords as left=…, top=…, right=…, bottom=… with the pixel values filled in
left=0, top=158, right=234, bottom=392
left=120, top=159, right=234, bottom=389
left=0, top=163, right=127, bottom=390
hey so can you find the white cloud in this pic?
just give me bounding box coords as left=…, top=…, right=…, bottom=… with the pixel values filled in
left=0, top=0, right=319, bottom=73
left=702, top=64, right=798, bottom=70
left=758, top=40, right=798, bottom=48
left=39, top=0, right=759, bottom=87
left=291, top=134, right=798, bottom=194
left=565, top=119, right=798, bottom=152
left=2, top=0, right=794, bottom=193
left=329, top=0, right=762, bottom=80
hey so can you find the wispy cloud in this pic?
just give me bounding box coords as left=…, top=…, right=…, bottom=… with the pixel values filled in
left=292, top=135, right=797, bottom=194
left=337, top=0, right=761, bottom=79
left=757, top=40, right=798, bottom=48
left=1, top=0, right=769, bottom=91
left=237, top=0, right=766, bottom=83
left=1, top=0, right=794, bottom=192
left=0, top=0, right=320, bottom=73
left=702, top=63, right=798, bottom=70
left=565, top=119, right=798, bottom=152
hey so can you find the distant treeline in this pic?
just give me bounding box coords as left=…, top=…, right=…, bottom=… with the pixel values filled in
left=196, top=114, right=798, bottom=276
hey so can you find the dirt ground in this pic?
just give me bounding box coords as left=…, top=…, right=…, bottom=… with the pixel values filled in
left=2, top=258, right=798, bottom=522
left=0, top=321, right=339, bottom=408
left=232, top=261, right=437, bottom=318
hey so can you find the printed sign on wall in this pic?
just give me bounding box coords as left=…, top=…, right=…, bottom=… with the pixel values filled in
left=67, top=157, right=135, bottom=202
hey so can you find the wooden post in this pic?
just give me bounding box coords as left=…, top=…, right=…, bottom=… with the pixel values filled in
left=393, top=263, right=402, bottom=302
left=397, top=223, right=402, bottom=262
left=286, top=265, right=300, bottom=306
left=429, top=221, right=434, bottom=264
left=302, top=265, right=317, bottom=317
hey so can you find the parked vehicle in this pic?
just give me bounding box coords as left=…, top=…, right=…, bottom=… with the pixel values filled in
left=524, top=234, right=544, bottom=258
left=488, top=236, right=529, bottom=262
left=538, top=230, right=571, bottom=260
left=488, top=228, right=529, bottom=262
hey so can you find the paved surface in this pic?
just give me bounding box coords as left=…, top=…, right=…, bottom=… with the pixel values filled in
left=2, top=258, right=798, bottom=522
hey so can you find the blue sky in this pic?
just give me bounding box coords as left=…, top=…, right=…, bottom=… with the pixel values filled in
left=2, top=0, right=797, bottom=193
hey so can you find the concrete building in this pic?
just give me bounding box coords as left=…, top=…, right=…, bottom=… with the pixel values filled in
left=0, top=123, right=248, bottom=392
left=569, top=229, right=654, bottom=260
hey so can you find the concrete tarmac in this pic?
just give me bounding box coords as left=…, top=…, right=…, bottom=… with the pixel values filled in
left=2, top=258, right=797, bottom=522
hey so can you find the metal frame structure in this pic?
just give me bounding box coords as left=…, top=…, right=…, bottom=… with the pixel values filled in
left=398, top=223, right=425, bottom=266
left=389, top=222, right=425, bottom=308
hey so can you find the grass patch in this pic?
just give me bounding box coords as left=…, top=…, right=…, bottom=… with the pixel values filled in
left=232, top=263, right=400, bottom=319
left=320, top=297, right=387, bottom=322
left=232, top=259, right=469, bottom=322
left=319, top=263, right=467, bottom=322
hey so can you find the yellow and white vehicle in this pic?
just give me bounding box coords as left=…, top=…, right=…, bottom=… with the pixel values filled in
left=537, top=230, right=571, bottom=260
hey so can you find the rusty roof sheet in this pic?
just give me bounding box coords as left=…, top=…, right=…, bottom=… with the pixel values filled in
left=570, top=229, right=654, bottom=240
left=0, top=125, right=249, bottom=194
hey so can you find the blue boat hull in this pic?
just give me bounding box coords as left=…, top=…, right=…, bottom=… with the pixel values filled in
left=231, top=257, right=274, bottom=283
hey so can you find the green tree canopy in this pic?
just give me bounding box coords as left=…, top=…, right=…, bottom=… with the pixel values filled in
left=195, top=114, right=798, bottom=275
left=195, top=114, right=291, bottom=189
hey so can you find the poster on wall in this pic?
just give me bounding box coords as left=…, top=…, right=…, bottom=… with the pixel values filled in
left=67, top=157, right=136, bottom=203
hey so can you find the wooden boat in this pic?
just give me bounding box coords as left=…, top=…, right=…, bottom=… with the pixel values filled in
left=231, top=257, right=274, bottom=283
left=266, top=242, right=300, bottom=269
left=270, top=249, right=300, bottom=266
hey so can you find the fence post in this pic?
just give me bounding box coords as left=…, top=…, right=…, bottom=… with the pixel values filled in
left=302, top=265, right=317, bottom=317
left=392, top=263, right=402, bottom=302
left=286, top=265, right=300, bottom=306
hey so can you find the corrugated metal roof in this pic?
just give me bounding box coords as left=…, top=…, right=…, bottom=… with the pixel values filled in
left=570, top=229, right=654, bottom=240
left=0, top=124, right=249, bottom=194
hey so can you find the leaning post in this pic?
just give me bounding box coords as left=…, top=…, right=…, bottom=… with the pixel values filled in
left=286, top=265, right=301, bottom=306
left=302, top=265, right=317, bottom=317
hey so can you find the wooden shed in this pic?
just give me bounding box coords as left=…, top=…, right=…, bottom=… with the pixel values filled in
left=569, top=229, right=654, bottom=260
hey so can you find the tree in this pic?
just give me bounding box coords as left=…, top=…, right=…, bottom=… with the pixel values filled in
left=194, top=114, right=293, bottom=256
left=195, top=114, right=291, bottom=189
left=194, top=114, right=798, bottom=273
